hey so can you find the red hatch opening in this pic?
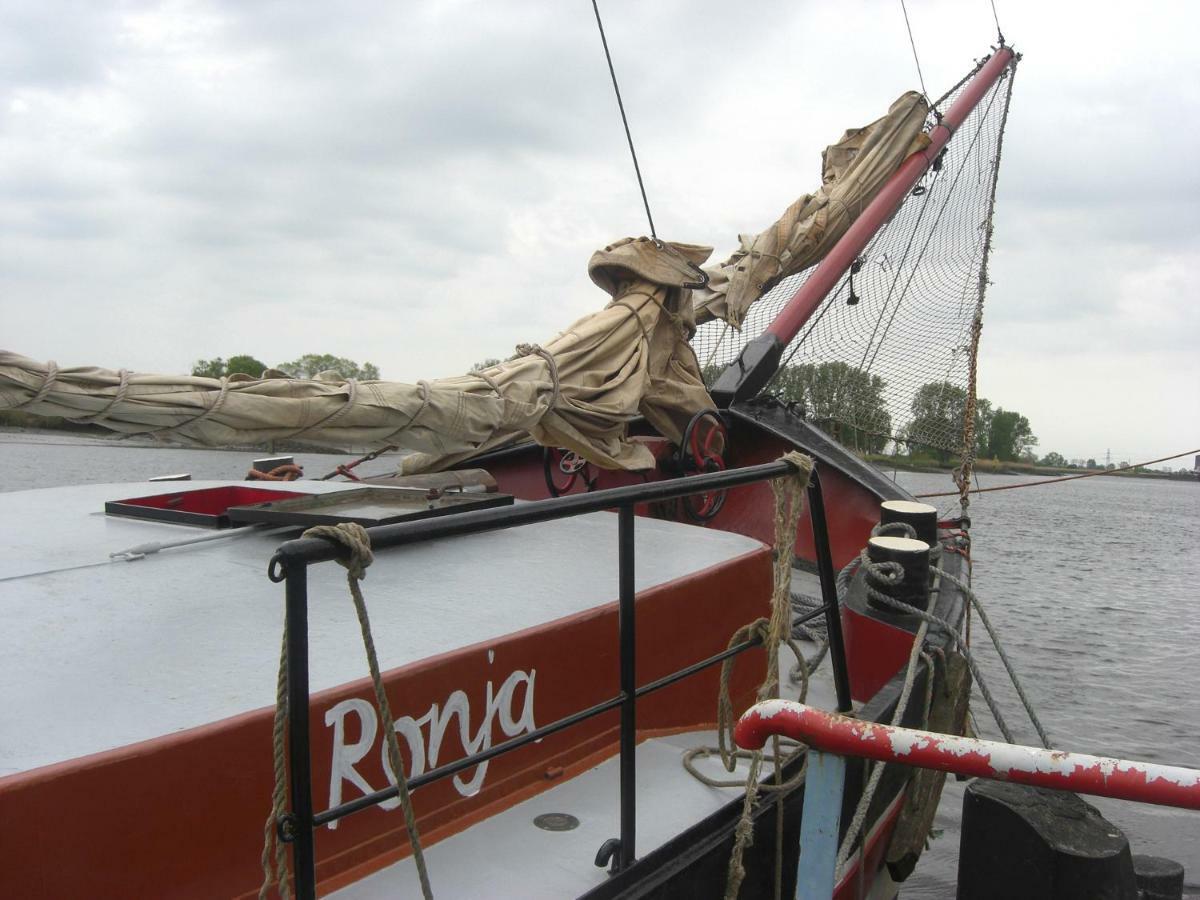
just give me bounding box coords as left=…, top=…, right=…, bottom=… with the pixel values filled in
left=105, top=486, right=307, bottom=529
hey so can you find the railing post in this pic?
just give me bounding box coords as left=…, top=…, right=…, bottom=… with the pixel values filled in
left=807, top=471, right=853, bottom=713
left=617, top=502, right=637, bottom=871
left=284, top=561, right=317, bottom=900
left=796, top=750, right=847, bottom=899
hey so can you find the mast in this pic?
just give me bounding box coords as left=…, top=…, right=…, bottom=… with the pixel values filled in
left=711, top=46, right=1017, bottom=407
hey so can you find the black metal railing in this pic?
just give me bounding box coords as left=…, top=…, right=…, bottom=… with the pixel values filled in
left=267, top=461, right=852, bottom=900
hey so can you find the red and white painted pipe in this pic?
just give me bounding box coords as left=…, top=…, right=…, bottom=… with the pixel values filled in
left=735, top=700, right=1200, bottom=811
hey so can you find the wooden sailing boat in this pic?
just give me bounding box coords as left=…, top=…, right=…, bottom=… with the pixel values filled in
left=0, top=34, right=1022, bottom=900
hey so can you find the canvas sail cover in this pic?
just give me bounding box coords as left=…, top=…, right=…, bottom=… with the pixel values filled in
left=693, top=91, right=931, bottom=329
left=0, top=239, right=714, bottom=472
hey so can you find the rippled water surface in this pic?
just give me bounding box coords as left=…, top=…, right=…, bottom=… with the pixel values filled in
left=893, top=468, right=1200, bottom=897
left=3, top=433, right=1198, bottom=894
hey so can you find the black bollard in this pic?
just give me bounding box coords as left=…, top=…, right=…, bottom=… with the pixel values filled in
left=865, top=535, right=930, bottom=612
left=880, top=499, right=939, bottom=547
left=957, top=780, right=1139, bottom=899
left=1133, top=855, right=1185, bottom=900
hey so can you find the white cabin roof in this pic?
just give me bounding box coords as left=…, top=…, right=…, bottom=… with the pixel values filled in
left=0, top=481, right=763, bottom=777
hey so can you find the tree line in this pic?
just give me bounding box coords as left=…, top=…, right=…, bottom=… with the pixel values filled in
left=701, top=362, right=1039, bottom=463
left=191, top=353, right=380, bottom=380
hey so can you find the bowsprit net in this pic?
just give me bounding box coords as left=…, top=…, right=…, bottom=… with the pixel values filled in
left=693, top=57, right=1019, bottom=465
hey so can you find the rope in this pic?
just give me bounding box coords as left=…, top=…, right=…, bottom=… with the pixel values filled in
left=14, top=360, right=58, bottom=409
left=259, top=524, right=434, bottom=900
left=513, top=343, right=562, bottom=412
left=916, top=447, right=1200, bottom=498
left=259, top=621, right=292, bottom=900
left=317, top=444, right=399, bottom=481
left=286, top=378, right=359, bottom=440
left=989, top=0, right=1006, bottom=45
left=71, top=368, right=129, bottom=425
left=937, top=567, right=1050, bottom=748
left=899, top=0, right=932, bottom=111
left=143, top=375, right=233, bottom=438
left=834, top=565, right=937, bottom=874
left=590, top=0, right=657, bottom=240
left=722, top=451, right=813, bottom=900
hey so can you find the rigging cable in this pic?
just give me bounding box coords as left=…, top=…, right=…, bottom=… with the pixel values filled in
left=591, top=0, right=657, bottom=240
left=989, top=0, right=1006, bottom=45
left=915, top=447, right=1200, bottom=498
left=899, top=0, right=933, bottom=113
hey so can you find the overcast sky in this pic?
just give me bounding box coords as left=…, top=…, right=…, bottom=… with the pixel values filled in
left=2, top=0, right=1197, bottom=465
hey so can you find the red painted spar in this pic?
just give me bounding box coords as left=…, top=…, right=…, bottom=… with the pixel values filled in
left=766, top=46, right=1017, bottom=346
left=735, top=700, right=1200, bottom=811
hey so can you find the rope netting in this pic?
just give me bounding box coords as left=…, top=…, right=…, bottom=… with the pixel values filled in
left=694, top=57, right=1018, bottom=460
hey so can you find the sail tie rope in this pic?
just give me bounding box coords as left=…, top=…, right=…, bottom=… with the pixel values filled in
left=146, top=375, right=232, bottom=438
left=71, top=368, right=129, bottom=425
left=259, top=523, right=435, bottom=900
left=721, top=450, right=812, bottom=900
left=14, top=359, right=58, bottom=409
left=286, top=378, right=359, bottom=440
left=513, top=343, right=562, bottom=412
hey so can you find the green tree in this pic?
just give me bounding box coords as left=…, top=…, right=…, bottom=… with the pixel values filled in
left=1086, top=458, right=1098, bottom=469
left=973, top=398, right=995, bottom=457
left=278, top=354, right=380, bottom=380
left=191, top=354, right=268, bottom=378
left=766, top=361, right=891, bottom=453
left=1040, top=451, right=1067, bottom=468
left=471, top=358, right=503, bottom=372
left=986, top=408, right=1037, bottom=461
left=906, top=381, right=967, bottom=463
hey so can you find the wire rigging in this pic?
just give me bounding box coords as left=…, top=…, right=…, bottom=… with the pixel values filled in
left=989, top=0, right=1006, bottom=45
left=591, top=0, right=658, bottom=240
left=899, top=0, right=932, bottom=111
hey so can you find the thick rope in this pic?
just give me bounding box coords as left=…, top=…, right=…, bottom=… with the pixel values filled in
left=286, top=378, right=358, bottom=440
left=13, top=360, right=58, bottom=409
left=259, top=621, right=293, bottom=900
left=513, top=343, right=562, bottom=412
left=723, top=451, right=813, bottom=900
left=834, top=565, right=937, bottom=874
left=937, top=567, right=1050, bottom=748
left=301, top=523, right=435, bottom=900
left=856, top=552, right=1035, bottom=747
left=258, top=525, right=435, bottom=899
left=71, top=368, right=129, bottom=425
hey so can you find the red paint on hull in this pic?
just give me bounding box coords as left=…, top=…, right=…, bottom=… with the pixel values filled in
left=0, top=548, right=772, bottom=898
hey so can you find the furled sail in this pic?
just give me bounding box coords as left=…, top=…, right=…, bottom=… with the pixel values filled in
left=692, top=91, right=931, bottom=329
left=0, top=239, right=714, bottom=472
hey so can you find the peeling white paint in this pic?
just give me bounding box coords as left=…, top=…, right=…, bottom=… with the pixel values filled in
left=737, top=700, right=1200, bottom=809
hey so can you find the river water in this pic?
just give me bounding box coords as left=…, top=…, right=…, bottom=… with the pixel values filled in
left=2, top=432, right=1197, bottom=894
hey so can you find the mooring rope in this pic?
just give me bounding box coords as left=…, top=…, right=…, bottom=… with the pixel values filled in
left=721, top=451, right=813, bottom=900
left=834, top=566, right=937, bottom=875
left=259, top=523, right=434, bottom=900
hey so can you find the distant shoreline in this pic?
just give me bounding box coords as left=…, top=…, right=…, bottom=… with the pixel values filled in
left=865, top=454, right=1197, bottom=483
left=0, top=424, right=365, bottom=456
left=2, top=423, right=1193, bottom=484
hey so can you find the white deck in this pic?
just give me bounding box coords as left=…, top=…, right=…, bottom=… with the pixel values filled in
left=0, top=481, right=763, bottom=777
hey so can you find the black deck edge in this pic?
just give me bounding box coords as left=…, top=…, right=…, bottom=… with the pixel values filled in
left=725, top=400, right=912, bottom=505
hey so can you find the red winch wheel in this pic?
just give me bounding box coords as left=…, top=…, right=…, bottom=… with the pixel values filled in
left=543, top=447, right=597, bottom=497
left=678, top=410, right=729, bottom=523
